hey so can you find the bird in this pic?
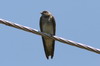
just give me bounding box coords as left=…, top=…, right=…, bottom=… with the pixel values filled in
left=40, top=11, right=56, bottom=59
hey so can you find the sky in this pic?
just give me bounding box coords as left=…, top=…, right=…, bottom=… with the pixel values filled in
left=0, top=0, right=100, bottom=66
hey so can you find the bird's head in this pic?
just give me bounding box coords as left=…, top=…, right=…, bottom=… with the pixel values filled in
left=41, top=11, right=51, bottom=17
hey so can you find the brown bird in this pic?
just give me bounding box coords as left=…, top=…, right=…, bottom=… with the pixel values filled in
left=40, top=11, right=56, bottom=59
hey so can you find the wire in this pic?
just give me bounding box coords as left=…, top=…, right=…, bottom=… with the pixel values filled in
left=0, top=19, right=100, bottom=54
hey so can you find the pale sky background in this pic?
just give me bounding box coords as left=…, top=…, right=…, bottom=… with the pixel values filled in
left=0, top=0, right=100, bottom=66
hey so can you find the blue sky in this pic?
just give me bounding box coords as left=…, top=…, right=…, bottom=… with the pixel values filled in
left=0, top=0, right=100, bottom=66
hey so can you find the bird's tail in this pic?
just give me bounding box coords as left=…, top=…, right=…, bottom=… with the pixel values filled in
left=42, top=37, right=55, bottom=59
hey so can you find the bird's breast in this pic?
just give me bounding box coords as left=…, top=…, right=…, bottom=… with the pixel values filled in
left=42, top=21, right=54, bottom=34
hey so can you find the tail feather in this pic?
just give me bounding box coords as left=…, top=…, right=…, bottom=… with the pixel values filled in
left=42, top=37, right=55, bottom=59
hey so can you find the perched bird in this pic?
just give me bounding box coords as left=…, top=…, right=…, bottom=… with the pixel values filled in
left=40, top=11, right=56, bottom=59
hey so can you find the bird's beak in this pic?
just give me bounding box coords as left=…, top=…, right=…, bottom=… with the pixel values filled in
left=40, top=12, right=43, bottom=14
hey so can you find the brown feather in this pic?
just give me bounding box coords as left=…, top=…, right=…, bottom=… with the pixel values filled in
left=40, top=14, right=56, bottom=59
